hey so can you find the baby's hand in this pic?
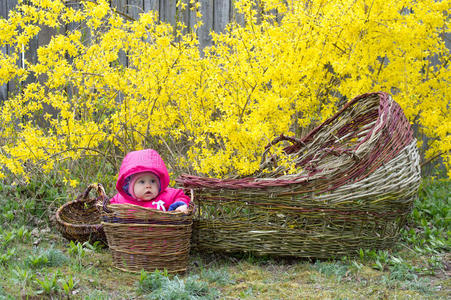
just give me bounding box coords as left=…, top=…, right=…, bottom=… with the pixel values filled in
left=175, top=204, right=189, bottom=214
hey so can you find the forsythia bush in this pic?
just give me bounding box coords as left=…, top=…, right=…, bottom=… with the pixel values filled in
left=0, top=0, right=449, bottom=184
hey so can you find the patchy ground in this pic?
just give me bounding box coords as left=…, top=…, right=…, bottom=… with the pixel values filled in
left=0, top=179, right=449, bottom=299
left=0, top=227, right=449, bottom=299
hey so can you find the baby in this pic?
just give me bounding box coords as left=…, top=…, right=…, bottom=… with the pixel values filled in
left=110, top=149, right=190, bottom=213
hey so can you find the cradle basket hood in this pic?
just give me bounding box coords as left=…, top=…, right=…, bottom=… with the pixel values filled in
left=115, top=149, right=170, bottom=200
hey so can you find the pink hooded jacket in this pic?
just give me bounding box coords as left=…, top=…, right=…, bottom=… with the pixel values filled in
left=110, top=149, right=190, bottom=211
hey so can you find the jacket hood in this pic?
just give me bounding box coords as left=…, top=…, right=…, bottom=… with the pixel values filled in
left=116, top=149, right=170, bottom=201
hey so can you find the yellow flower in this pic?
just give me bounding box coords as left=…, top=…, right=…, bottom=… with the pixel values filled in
left=0, top=0, right=449, bottom=181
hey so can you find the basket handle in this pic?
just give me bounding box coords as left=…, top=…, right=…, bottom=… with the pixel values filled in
left=102, top=188, right=112, bottom=213
left=76, top=183, right=109, bottom=212
left=265, top=134, right=304, bottom=149
left=95, top=183, right=108, bottom=203
left=75, top=183, right=102, bottom=202
left=260, top=134, right=305, bottom=165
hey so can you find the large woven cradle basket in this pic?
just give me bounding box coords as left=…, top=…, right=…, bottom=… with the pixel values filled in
left=177, top=92, right=421, bottom=258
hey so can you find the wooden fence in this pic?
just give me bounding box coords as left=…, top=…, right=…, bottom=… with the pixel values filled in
left=0, top=0, right=243, bottom=101
left=110, top=0, right=243, bottom=47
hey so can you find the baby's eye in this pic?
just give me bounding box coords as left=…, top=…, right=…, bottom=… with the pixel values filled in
left=151, top=179, right=156, bottom=183
left=139, top=180, right=145, bottom=184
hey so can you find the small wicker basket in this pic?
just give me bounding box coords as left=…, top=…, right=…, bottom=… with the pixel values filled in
left=101, top=193, right=194, bottom=274
left=55, top=183, right=107, bottom=244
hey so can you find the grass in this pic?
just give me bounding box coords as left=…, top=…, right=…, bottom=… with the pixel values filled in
left=0, top=174, right=449, bottom=299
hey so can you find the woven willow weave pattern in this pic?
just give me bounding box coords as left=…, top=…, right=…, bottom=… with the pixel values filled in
left=55, top=184, right=107, bottom=245
left=177, top=92, right=421, bottom=258
left=101, top=201, right=194, bottom=274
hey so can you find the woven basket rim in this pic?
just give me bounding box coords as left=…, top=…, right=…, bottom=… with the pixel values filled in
left=105, top=203, right=190, bottom=213
left=176, top=91, right=414, bottom=190
left=101, top=222, right=192, bottom=227
left=101, top=190, right=195, bottom=216
left=55, top=198, right=101, bottom=229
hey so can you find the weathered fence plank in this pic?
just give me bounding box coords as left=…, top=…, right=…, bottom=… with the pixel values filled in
left=189, top=0, right=197, bottom=31
left=111, top=0, right=127, bottom=13
left=4, top=0, right=19, bottom=99
left=214, top=0, right=230, bottom=33
left=180, top=0, right=191, bottom=35
left=0, top=0, right=7, bottom=19
left=198, top=0, right=214, bottom=49
left=143, top=0, right=159, bottom=14
left=0, top=46, right=7, bottom=102
left=128, top=0, right=144, bottom=19
left=111, top=0, right=128, bottom=67
left=64, top=1, right=82, bottom=101
left=230, top=0, right=245, bottom=25
left=163, top=0, right=177, bottom=27
left=1, top=0, right=9, bottom=102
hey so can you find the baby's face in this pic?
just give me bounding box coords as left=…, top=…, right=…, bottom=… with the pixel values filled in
left=133, top=172, right=160, bottom=201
